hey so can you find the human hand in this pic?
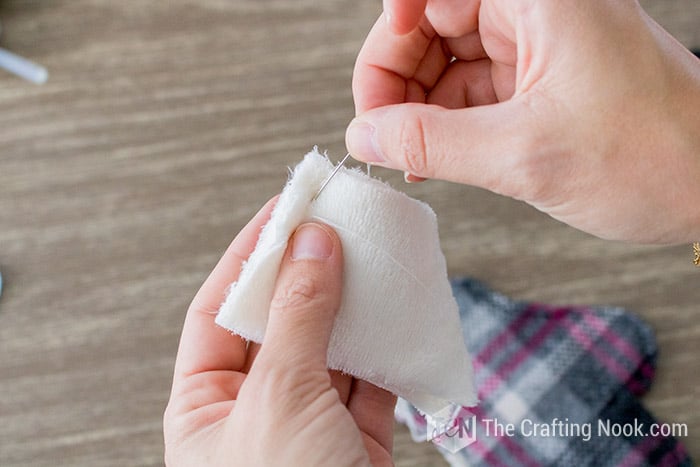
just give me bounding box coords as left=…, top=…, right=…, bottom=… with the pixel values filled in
left=346, top=0, right=700, bottom=243
left=164, top=198, right=396, bottom=467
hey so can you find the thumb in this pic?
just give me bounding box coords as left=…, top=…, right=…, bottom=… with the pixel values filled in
left=255, top=222, right=343, bottom=371
left=345, top=99, right=552, bottom=198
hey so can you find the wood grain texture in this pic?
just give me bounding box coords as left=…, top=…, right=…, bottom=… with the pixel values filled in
left=0, top=1, right=697, bottom=466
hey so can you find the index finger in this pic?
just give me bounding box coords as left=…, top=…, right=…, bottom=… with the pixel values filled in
left=172, top=196, right=278, bottom=383
left=352, top=13, right=438, bottom=114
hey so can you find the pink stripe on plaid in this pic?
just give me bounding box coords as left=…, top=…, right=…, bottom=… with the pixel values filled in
left=480, top=308, right=568, bottom=397
left=475, top=304, right=541, bottom=366
left=473, top=354, right=507, bottom=395
left=575, top=311, right=650, bottom=393
left=467, top=309, right=564, bottom=467
left=564, top=316, right=635, bottom=385
left=581, top=311, right=653, bottom=380
left=472, top=304, right=540, bottom=394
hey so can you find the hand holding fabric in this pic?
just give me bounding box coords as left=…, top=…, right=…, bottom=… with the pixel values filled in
left=164, top=198, right=395, bottom=467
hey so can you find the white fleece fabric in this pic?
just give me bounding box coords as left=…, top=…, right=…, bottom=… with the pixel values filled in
left=216, top=149, right=477, bottom=415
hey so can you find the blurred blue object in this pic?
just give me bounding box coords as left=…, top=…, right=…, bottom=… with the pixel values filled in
left=0, top=19, right=48, bottom=84
left=0, top=47, right=48, bottom=84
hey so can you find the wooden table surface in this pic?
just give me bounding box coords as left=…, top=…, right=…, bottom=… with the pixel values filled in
left=0, top=1, right=698, bottom=466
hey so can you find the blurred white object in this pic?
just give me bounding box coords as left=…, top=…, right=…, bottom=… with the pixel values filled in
left=0, top=19, right=48, bottom=84
left=0, top=47, right=48, bottom=84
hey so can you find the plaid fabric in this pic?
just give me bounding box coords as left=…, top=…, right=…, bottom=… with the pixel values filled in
left=395, top=278, right=692, bottom=467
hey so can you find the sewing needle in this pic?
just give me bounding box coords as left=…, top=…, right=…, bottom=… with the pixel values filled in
left=312, top=153, right=352, bottom=201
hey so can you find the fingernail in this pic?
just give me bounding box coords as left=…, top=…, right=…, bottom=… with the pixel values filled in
left=404, top=172, right=424, bottom=183
left=346, top=120, right=385, bottom=163
left=292, top=223, right=333, bottom=260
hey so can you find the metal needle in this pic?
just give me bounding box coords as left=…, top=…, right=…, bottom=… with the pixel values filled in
left=312, top=153, right=352, bottom=201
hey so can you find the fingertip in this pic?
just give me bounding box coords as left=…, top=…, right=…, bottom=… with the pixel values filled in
left=383, top=0, right=427, bottom=35
left=346, top=118, right=386, bottom=165
left=291, top=222, right=335, bottom=261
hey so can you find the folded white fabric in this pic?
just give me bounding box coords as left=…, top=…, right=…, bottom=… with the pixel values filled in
left=216, top=149, right=477, bottom=415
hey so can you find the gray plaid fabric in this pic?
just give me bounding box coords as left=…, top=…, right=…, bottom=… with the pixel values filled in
left=395, top=278, right=692, bottom=466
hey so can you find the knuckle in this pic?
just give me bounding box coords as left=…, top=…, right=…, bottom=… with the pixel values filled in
left=398, top=112, right=430, bottom=176
left=261, top=365, right=327, bottom=400
left=270, top=276, right=321, bottom=311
